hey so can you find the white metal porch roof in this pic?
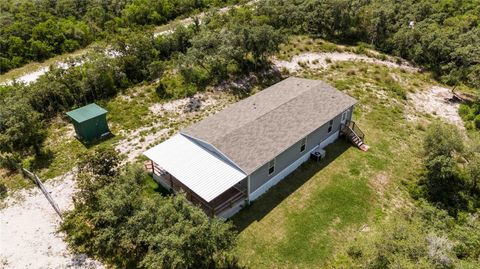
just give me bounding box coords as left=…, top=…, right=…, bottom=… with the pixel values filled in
left=143, top=134, right=247, bottom=202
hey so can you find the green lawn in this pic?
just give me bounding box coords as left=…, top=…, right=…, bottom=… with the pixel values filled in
left=233, top=141, right=373, bottom=267
left=233, top=61, right=430, bottom=268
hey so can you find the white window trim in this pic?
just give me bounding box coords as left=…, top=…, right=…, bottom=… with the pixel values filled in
left=268, top=158, right=275, bottom=175
left=341, top=110, right=348, bottom=121
left=300, top=137, right=307, bottom=152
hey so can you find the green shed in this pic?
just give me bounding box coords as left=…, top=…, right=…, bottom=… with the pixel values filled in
left=66, top=103, right=110, bottom=142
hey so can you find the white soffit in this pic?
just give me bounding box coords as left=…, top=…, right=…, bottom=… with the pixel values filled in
left=143, top=134, right=247, bottom=202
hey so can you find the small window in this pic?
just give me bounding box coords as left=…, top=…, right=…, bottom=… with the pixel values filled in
left=341, top=110, right=348, bottom=121
left=327, top=120, right=333, bottom=133
left=300, top=137, right=307, bottom=152
left=268, top=159, right=275, bottom=175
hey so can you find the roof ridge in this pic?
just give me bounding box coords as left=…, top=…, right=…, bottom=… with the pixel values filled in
left=210, top=79, right=325, bottom=148
left=214, top=82, right=339, bottom=172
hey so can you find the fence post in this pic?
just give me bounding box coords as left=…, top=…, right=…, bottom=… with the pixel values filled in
left=21, top=168, right=63, bottom=219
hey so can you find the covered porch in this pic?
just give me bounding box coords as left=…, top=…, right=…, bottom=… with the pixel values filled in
left=144, top=134, right=248, bottom=218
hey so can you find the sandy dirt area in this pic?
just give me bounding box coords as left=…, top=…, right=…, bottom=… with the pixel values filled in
left=0, top=171, right=103, bottom=269
left=407, top=86, right=464, bottom=128
left=273, top=52, right=419, bottom=73
left=116, top=93, right=221, bottom=163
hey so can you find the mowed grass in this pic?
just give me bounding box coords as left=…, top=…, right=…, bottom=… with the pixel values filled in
left=233, top=142, right=378, bottom=268
left=233, top=61, right=430, bottom=268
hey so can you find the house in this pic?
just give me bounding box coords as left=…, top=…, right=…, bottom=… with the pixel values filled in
left=66, top=103, right=111, bottom=143
left=144, top=77, right=362, bottom=218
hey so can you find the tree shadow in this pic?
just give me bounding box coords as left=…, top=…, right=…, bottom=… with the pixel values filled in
left=145, top=174, right=171, bottom=196
left=30, top=148, right=54, bottom=171
left=77, top=133, right=116, bottom=149
left=230, top=139, right=351, bottom=232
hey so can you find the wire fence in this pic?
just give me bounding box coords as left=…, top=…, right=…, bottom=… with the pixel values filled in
left=21, top=168, right=63, bottom=219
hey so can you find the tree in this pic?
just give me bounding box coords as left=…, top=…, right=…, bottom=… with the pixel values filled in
left=465, top=154, right=480, bottom=207
left=423, top=122, right=464, bottom=161
left=78, top=147, right=120, bottom=177
left=245, top=25, right=285, bottom=63
left=62, top=166, right=240, bottom=268
left=421, top=123, right=477, bottom=215
left=0, top=96, right=46, bottom=156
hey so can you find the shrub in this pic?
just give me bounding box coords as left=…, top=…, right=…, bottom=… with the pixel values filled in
left=474, top=114, right=480, bottom=129
left=0, top=152, right=21, bottom=171
left=0, top=182, right=7, bottom=199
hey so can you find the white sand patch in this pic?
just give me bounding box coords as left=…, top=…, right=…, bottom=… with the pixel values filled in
left=407, top=86, right=464, bottom=128
left=273, top=52, right=418, bottom=73
left=0, top=171, right=104, bottom=269
left=153, top=1, right=254, bottom=37
left=1, top=60, right=84, bottom=86
left=149, top=93, right=218, bottom=115
left=0, top=67, right=49, bottom=86
left=115, top=124, right=169, bottom=163
left=117, top=93, right=223, bottom=163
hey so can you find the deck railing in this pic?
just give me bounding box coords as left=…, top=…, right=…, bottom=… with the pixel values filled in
left=146, top=161, right=246, bottom=217
left=212, top=188, right=245, bottom=216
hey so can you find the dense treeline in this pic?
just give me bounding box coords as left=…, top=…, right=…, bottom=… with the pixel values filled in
left=0, top=5, right=285, bottom=167
left=0, top=0, right=236, bottom=73
left=255, top=0, right=480, bottom=89
left=61, top=148, right=240, bottom=268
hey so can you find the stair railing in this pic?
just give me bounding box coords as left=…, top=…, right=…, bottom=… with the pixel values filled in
left=346, top=120, right=365, bottom=141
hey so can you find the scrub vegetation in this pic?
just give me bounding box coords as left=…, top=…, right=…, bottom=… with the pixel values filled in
left=1, top=0, right=480, bottom=268
left=0, top=0, right=239, bottom=73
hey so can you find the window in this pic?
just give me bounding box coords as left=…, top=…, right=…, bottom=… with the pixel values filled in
left=341, top=110, right=348, bottom=121
left=327, top=120, right=333, bottom=133
left=300, top=137, right=307, bottom=152
left=268, top=159, right=275, bottom=175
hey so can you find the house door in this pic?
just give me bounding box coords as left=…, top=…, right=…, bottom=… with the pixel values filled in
left=341, top=109, right=349, bottom=124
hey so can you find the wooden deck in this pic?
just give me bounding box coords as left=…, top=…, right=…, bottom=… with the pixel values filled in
left=145, top=161, right=247, bottom=217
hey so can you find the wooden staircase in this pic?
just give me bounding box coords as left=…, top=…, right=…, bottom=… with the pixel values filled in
left=341, top=120, right=369, bottom=151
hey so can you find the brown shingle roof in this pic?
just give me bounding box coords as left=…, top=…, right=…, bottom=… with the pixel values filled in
left=181, top=77, right=357, bottom=174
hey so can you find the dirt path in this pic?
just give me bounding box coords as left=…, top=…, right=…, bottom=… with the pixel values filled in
left=0, top=171, right=104, bottom=269
left=273, top=52, right=419, bottom=73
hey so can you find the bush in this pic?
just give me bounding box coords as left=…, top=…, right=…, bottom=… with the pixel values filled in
left=0, top=182, right=7, bottom=199
left=474, top=114, right=480, bottom=129
left=0, top=151, right=21, bottom=171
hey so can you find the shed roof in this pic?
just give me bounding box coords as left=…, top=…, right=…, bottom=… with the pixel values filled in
left=144, top=134, right=247, bottom=202
left=181, top=77, right=357, bottom=174
left=66, top=103, right=107, bottom=123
